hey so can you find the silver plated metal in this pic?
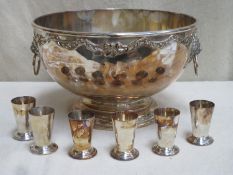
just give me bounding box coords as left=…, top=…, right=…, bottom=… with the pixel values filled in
left=153, top=108, right=180, bottom=156
left=11, top=96, right=36, bottom=141
left=68, top=110, right=97, bottom=160
left=31, top=9, right=201, bottom=75
left=111, top=147, right=139, bottom=161
left=30, top=143, right=58, bottom=155
left=13, top=131, right=33, bottom=141
left=111, top=111, right=139, bottom=161
left=187, top=100, right=215, bottom=146
left=29, top=106, right=58, bottom=155
left=152, top=145, right=179, bottom=156
left=32, top=32, right=200, bottom=65
left=187, top=135, right=214, bottom=146
left=31, top=9, right=201, bottom=130
left=69, top=147, right=97, bottom=160
left=80, top=97, right=158, bottom=130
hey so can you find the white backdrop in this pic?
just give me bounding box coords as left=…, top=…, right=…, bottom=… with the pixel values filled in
left=0, top=0, right=232, bottom=81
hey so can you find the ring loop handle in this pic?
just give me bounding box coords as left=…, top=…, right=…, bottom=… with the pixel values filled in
left=32, top=54, right=41, bottom=75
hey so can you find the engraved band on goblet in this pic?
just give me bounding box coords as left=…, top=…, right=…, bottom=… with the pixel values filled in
left=29, top=106, right=58, bottom=155
left=11, top=96, right=36, bottom=141
left=111, top=111, right=139, bottom=161
left=152, top=108, right=180, bottom=156
left=187, top=100, right=215, bottom=146
left=68, top=110, right=97, bottom=160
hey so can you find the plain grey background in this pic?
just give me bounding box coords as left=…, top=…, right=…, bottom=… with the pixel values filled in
left=0, top=0, right=232, bottom=81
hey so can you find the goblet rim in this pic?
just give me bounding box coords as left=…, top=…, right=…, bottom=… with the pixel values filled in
left=112, top=110, right=138, bottom=121
left=68, top=110, right=95, bottom=121
left=29, top=106, right=55, bottom=117
left=154, top=107, right=180, bottom=118
left=190, top=100, right=215, bottom=109
left=11, top=96, right=36, bottom=105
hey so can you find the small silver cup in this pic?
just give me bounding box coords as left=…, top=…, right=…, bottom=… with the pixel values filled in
left=11, top=96, right=36, bottom=141
left=152, top=108, right=180, bottom=156
left=187, top=100, right=215, bottom=146
left=111, top=111, right=139, bottom=161
left=68, top=110, right=97, bottom=160
left=29, top=106, right=58, bottom=155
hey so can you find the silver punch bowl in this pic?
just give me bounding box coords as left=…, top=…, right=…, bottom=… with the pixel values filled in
left=31, top=9, right=201, bottom=130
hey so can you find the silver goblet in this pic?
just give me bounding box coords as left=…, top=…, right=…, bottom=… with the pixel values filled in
left=187, top=100, right=215, bottom=146
left=29, top=106, right=58, bottom=155
left=111, top=111, right=139, bottom=161
left=11, top=96, right=36, bottom=141
left=152, top=108, right=180, bottom=156
left=68, top=110, right=97, bottom=160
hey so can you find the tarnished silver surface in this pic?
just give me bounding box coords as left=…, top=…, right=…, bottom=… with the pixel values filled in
left=31, top=9, right=201, bottom=130
left=111, top=147, right=139, bottom=161
left=69, top=147, right=97, bottom=160
left=153, top=108, right=180, bottom=156
left=11, top=96, right=36, bottom=141
left=31, top=33, right=47, bottom=75
left=80, top=97, right=158, bottom=130
left=30, top=143, right=58, bottom=155
left=29, top=106, right=58, bottom=155
left=187, top=100, right=215, bottom=146
left=152, top=145, right=179, bottom=156
left=187, top=135, right=214, bottom=146
left=31, top=9, right=201, bottom=75
left=68, top=110, right=97, bottom=159
left=111, top=111, right=139, bottom=161
left=32, top=32, right=200, bottom=67
left=13, top=130, right=33, bottom=141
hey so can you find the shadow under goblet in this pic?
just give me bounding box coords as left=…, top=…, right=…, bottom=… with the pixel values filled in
left=187, top=100, right=215, bottom=146
left=68, top=110, right=97, bottom=160
left=11, top=96, right=36, bottom=141
left=29, top=106, right=58, bottom=155
left=152, top=108, right=180, bottom=156
left=111, top=111, right=139, bottom=161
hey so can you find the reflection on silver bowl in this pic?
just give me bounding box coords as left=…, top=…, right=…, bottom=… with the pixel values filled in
left=31, top=9, right=201, bottom=129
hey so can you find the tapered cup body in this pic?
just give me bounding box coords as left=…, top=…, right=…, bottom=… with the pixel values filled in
left=187, top=100, right=215, bottom=146
left=111, top=111, right=139, bottom=161
left=29, top=106, right=58, bottom=155
left=153, top=108, right=180, bottom=156
left=68, top=110, right=97, bottom=159
left=11, top=96, right=36, bottom=141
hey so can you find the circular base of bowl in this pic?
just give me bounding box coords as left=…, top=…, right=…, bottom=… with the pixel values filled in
left=71, top=97, right=157, bottom=130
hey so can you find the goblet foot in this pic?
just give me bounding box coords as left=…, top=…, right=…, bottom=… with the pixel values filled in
left=13, top=131, right=33, bottom=141
left=110, top=147, right=139, bottom=161
left=75, top=97, right=157, bottom=130
left=30, top=143, right=58, bottom=155
left=152, top=145, right=179, bottom=156
left=69, top=147, right=97, bottom=160
left=187, top=135, right=214, bottom=146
